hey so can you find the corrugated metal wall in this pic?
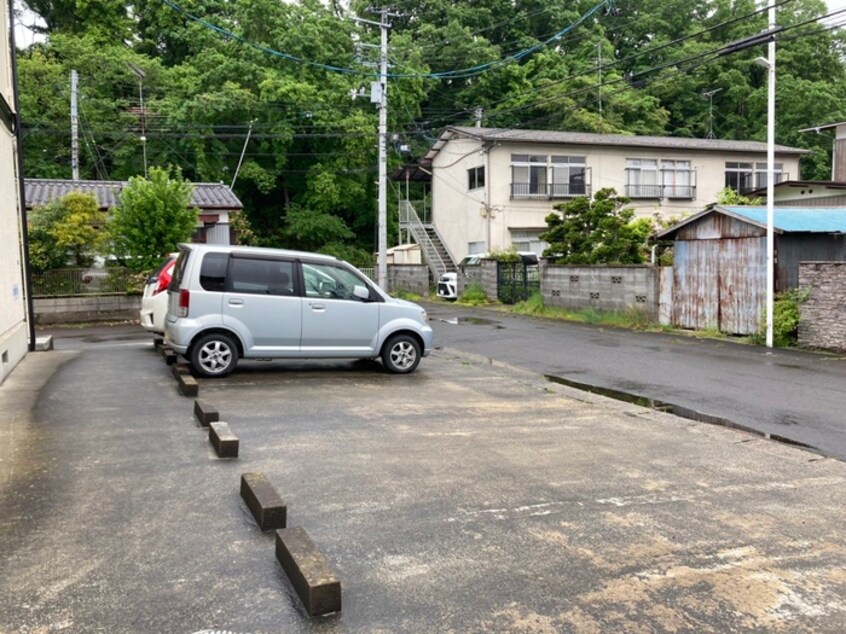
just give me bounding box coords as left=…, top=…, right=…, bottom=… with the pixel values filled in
left=777, top=234, right=846, bottom=290
left=671, top=226, right=767, bottom=335
left=672, top=237, right=766, bottom=334
left=718, top=238, right=766, bottom=334
left=672, top=241, right=720, bottom=330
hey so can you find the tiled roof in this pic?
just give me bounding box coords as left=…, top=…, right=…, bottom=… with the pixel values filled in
left=24, top=179, right=243, bottom=211
left=429, top=126, right=808, bottom=158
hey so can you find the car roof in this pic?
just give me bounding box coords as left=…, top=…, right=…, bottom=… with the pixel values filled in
left=178, top=243, right=341, bottom=263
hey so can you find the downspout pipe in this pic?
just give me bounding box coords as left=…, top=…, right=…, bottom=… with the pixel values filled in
left=7, top=0, right=36, bottom=351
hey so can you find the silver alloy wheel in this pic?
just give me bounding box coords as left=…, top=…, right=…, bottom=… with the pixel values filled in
left=198, top=339, right=233, bottom=374
left=389, top=339, right=417, bottom=371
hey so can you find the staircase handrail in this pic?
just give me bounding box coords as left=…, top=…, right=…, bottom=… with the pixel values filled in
left=399, top=200, right=450, bottom=277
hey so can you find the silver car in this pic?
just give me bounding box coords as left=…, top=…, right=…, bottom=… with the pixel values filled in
left=165, top=244, right=434, bottom=377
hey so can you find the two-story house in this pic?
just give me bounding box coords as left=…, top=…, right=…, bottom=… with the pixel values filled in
left=400, top=126, right=808, bottom=277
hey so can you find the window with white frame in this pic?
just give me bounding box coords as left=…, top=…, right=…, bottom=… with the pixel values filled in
left=754, top=162, right=784, bottom=189
left=509, top=230, right=547, bottom=255
left=511, top=154, right=548, bottom=197
left=625, top=158, right=660, bottom=198
left=467, top=165, right=485, bottom=190
left=661, top=160, right=693, bottom=199
left=550, top=156, right=587, bottom=198
left=725, top=162, right=754, bottom=193
left=467, top=241, right=486, bottom=255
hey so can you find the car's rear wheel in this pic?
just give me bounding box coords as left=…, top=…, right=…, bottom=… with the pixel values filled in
left=381, top=334, right=421, bottom=374
left=190, top=332, right=239, bottom=378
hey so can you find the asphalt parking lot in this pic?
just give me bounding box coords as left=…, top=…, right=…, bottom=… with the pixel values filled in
left=1, top=325, right=845, bottom=633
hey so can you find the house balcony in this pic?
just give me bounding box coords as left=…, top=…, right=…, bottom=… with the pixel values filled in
left=511, top=175, right=592, bottom=200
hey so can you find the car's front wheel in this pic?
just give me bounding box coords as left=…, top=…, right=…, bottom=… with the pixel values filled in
left=190, top=332, right=239, bottom=378
left=381, top=334, right=422, bottom=374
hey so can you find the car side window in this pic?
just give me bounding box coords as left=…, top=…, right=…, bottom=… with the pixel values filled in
left=230, top=257, right=295, bottom=296
left=302, top=262, right=368, bottom=301
left=199, top=252, right=228, bottom=292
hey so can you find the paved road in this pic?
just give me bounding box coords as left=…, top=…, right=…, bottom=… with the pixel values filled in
left=426, top=302, right=846, bottom=461
left=4, top=324, right=846, bottom=631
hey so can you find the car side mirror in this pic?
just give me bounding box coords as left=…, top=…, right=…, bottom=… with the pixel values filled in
left=353, top=285, right=371, bottom=301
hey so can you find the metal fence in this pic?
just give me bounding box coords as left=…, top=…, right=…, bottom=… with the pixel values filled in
left=497, top=261, right=540, bottom=304
left=32, top=267, right=138, bottom=298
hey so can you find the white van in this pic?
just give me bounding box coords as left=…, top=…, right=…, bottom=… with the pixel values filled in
left=165, top=244, right=434, bottom=377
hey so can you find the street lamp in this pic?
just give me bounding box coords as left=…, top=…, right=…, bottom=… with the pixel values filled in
left=754, top=5, right=776, bottom=349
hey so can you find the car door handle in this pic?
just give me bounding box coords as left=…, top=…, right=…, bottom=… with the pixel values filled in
left=310, top=303, right=326, bottom=311
left=228, top=298, right=244, bottom=306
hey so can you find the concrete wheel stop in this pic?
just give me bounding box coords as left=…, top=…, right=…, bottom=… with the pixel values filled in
left=275, top=527, right=341, bottom=617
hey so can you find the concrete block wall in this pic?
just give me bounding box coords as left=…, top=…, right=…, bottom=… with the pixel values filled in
left=386, top=264, right=429, bottom=297
left=457, top=260, right=498, bottom=301
left=34, top=295, right=142, bottom=324
left=541, top=264, right=659, bottom=319
left=798, top=262, right=846, bottom=352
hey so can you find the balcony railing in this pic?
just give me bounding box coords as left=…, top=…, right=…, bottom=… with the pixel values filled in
left=625, top=184, right=697, bottom=199
left=664, top=185, right=697, bottom=199
left=737, top=172, right=789, bottom=195
left=625, top=184, right=664, bottom=199
left=511, top=181, right=592, bottom=200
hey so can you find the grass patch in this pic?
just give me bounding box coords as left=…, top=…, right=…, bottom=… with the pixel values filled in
left=511, top=292, right=661, bottom=331
left=457, top=283, right=489, bottom=306
left=391, top=289, right=423, bottom=302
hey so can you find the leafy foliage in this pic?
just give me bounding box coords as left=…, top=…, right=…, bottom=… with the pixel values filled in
left=108, top=167, right=197, bottom=272
left=459, top=283, right=489, bottom=305
left=751, top=288, right=810, bottom=347
left=716, top=187, right=761, bottom=206
left=15, top=0, right=846, bottom=260
left=27, top=192, right=105, bottom=271
left=540, top=189, right=652, bottom=264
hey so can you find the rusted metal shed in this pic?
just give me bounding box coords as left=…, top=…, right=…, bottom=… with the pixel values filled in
left=657, top=206, right=846, bottom=334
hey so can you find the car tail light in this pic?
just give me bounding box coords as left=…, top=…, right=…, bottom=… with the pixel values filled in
left=155, top=265, right=174, bottom=295
left=177, top=289, right=190, bottom=317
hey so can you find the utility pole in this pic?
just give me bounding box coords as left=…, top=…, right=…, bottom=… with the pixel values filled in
left=353, top=9, right=393, bottom=288
left=127, top=63, right=147, bottom=177
left=765, top=1, right=777, bottom=349
left=474, top=107, right=483, bottom=128
left=70, top=69, right=79, bottom=180
left=597, top=42, right=603, bottom=122
left=377, top=7, right=389, bottom=289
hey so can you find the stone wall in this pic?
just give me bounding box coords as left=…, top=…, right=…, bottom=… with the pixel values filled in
left=457, top=260, right=498, bottom=302
left=541, top=264, right=659, bottom=320
left=386, top=264, right=429, bottom=297
left=798, top=262, right=846, bottom=352
left=34, top=295, right=142, bottom=325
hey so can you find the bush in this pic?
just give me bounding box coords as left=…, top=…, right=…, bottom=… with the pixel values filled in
left=513, top=292, right=545, bottom=315
left=751, top=288, right=809, bottom=347
left=459, top=283, right=488, bottom=305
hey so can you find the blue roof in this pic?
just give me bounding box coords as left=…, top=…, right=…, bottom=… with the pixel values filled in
left=721, top=206, right=846, bottom=233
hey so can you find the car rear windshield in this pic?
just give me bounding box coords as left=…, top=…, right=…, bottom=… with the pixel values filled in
left=169, top=249, right=191, bottom=292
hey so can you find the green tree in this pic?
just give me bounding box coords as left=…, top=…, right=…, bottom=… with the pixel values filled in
left=27, top=192, right=104, bottom=270
left=109, top=167, right=198, bottom=272
left=540, top=188, right=651, bottom=264
left=27, top=202, right=67, bottom=273
left=51, top=191, right=105, bottom=265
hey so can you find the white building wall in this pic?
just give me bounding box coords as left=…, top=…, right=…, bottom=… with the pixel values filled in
left=432, top=135, right=802, bottom=264
left=0, top=5, right=29, bottom=384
